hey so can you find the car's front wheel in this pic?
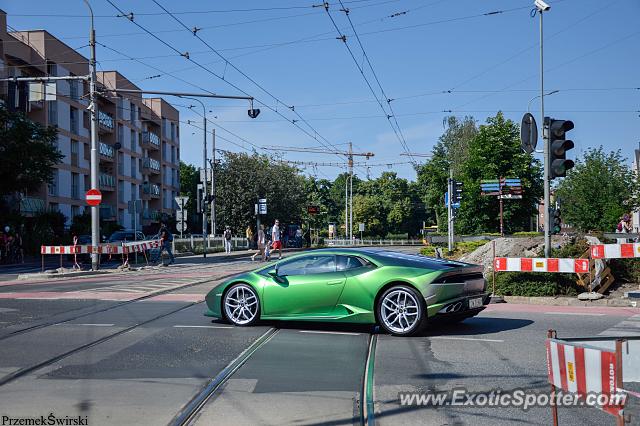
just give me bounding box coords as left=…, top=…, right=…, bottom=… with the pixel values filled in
left=223, top=284, right=260, bottom=326
left=377, top=285, right=426, bottom=336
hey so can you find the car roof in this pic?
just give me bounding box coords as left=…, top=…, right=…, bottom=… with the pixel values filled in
left=288, top=248, right=469, bottom=270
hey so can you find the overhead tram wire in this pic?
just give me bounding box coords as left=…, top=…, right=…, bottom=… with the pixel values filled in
left=335, top=0, right=417, bottom=165
left=106, top=0, right=346, bottom=162
left=149, top=0, right=347, bottom=157
left=324, top=3, right=416, bottom=164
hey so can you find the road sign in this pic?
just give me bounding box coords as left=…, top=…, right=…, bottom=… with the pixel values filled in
left=358, top=223, right=365, bottom=232
left=176, top=221, right=187, bottom=232
left=521, top=112, right=538, bottom=154
left=258, top=198, right=267, bottom=215
left=175, top=196, right=189, bottom=209
left=176, top=210, right=185, bottom=221
left=444, top=192, right=460, bottom=209
left=199, top=168, right=212, bottom=183
left=307, top=205, right=320, bottom=214
left=86, top=189, right=102, bottom=206
left=127, top=199, right=142, bottom=214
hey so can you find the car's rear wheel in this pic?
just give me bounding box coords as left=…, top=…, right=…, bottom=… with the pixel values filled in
left=377, top=285, right=426, bottom=336
left=223, top=284, right=260, bottom=326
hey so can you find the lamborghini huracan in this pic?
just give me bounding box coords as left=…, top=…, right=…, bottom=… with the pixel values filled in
left=204, top=248, right=489, bottom=336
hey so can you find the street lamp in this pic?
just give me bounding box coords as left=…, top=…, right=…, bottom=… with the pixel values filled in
left=180, top=96, right=208, bottom=258
left=527, top=90, right=559, bottom=113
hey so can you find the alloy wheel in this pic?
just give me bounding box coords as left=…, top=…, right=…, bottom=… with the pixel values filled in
left=379, top=288, right=421, bottom=335
left=224, top=284, right=259, bottom=326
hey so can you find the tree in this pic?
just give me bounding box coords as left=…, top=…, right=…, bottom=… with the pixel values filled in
left=0, top=105, right=62, bottom=197
left=555, top=147, right=639, bottom=232
left=178, top=161, right=200, bottom=231
left=456, top=112, right=543, bottom=234
left=416, top=116, right=477, bottom=231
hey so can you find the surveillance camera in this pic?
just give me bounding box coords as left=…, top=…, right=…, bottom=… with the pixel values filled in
left=535, top=0, right=550, bottom=11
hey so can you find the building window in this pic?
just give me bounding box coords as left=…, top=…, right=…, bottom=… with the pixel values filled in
left=171, top=146, right=175, bottom=164
left=71, top=173, right=79, bottom=199
left=47, top=101, right=57, bottom=126
left=48, top=170, right=58, bottom=196
left=131, top=157, right=136, bottom=179
left=71, top=205, right=79, bottom=219
left=70, top=107, right=79, bottom=134
left=130, top=129, right=136, bottom=152
left=118, top=180, right=124, bottom=203
left=71, top=140, right=79, bottom=166
left=130, top=101, right=135, bottom=122
left=69, top=77, right=78, bottom=100
left=118, top=209, right=124, bottom=226
left=117, top=123, right=124, bottom=145
left=118, top=152, right=124, bottom=174
left=46, top=62, right=57, bottom=77
left=171, top=122, right=175, bottom=141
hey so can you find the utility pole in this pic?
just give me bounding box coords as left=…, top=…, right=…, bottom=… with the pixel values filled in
left=211, top=128, right=216, bottom=238
left=447, top=169, right=454, bottom=252
left=537, top=0, right=551, bottom=257
left=348, top=142, right=353, bottom=243
left=345, top=167, right=349, bottom=240
left=84, top=0, right=100, bottom=271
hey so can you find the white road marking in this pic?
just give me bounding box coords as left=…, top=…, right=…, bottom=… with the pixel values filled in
left=173, top=325, right=233, bottom=329
left=75, top=323, right=115, bottom=327
left=429, top=336, right=504, bottom=343
left=298, top=330, right=361, bottom=336
left=544, top=312, right=605, bottom=316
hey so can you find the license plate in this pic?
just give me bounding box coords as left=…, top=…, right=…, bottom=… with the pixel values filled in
left=469, top=297, right=483, bottom=309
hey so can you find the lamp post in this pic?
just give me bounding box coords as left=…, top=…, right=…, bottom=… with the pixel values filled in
left=180, top=96, right=208, bottom=258
left=83, top=0, right=100, bottom=271
left=527, top=90, right=559, bottom=114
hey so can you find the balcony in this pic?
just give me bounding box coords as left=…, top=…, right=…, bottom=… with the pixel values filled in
left=143, top=182, right=161, bottom=198
left=98, top=110, right=114, bottom=132
left=99, top=142, right=114, bottom=161
left=99, top=205, right=115, bottom=220
left=143, top=157, right=161, bottom=174
left=99, top=173, right=116, bottom=191
left=143, top=208, right=162, bottom=221
left=141, top=131, right=160, bottom=150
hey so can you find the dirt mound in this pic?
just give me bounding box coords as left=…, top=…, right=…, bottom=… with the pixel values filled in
left=459, top=235, right=574, bottom=270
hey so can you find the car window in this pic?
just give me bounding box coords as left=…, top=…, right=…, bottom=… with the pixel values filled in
left=276, top=255, right=336, bottom=276
left=336, top=255, right=368, bottom=271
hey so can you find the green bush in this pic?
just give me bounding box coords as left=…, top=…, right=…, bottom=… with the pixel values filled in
left=512, top=231, right=543, bottom=237
left=609, top=258, right=640, bottom=284
left=493, top=272, right=581, bottom=297
left=420, top=240, right=487, bottom=259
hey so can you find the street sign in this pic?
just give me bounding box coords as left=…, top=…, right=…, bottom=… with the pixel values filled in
left=444, top=192, right=460, bottom=209
left=258, top=198, right=267, bottom=215
left=176, top=221, right=187, bottom=232
left=520, top=112, right=538, bottom=154
left=127, top=199, right=142, bottom=214
left=176, top=210, right=185, bottom=221
left=199, top=168, right=212, bottom=183
left=358, top=223, right=365, bottom=232
left=307, top=205, right=320, bottom=214
left=85, top=189, right=102, bottom=206
left=175, top=196, right=189, bottom=209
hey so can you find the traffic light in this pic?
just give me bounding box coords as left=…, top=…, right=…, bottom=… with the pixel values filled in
left=196, top=183, right=203, bottom=213
left=453, top=181, right=463, bottom=203
left=548, top=118, right=575, bottom=179
left=552, top=209, right=562, bottom=234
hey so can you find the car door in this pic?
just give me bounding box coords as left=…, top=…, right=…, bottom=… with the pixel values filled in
left=262, top=254, right=346, bottom=317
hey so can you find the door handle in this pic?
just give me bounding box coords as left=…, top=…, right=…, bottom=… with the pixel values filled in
left=327, top=279, right=344, bottom=285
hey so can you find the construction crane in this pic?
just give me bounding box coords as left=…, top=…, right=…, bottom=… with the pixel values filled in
left=263, top=143, right=374, bottom=241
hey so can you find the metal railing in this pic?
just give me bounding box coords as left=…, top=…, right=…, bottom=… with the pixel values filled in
left=99, top=142, right=114, bottom=158
left=143, top=157, right=161, bottom=171
left=142, top=130, right=160, bottom=147
left=325, top=239, right=424, bottom=246
left=173, top=236, right=250, bottom=253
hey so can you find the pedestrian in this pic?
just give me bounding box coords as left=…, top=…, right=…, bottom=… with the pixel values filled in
left=223, top=226, right=232, bottom=254
left=271, top=219, right=282, bottom=260
left=252, top=224, right=266, bottom=261
left=246, top=225, right=254, bottom=251
left=616, top=214, right=632, bottom=244
left=295, top=227, right=303, bottom=248
left=264, top=224, right=272, bottom=261
left=156, top=221, right=175, bottom=264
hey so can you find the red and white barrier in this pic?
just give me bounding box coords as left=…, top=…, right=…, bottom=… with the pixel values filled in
left=493, top=257, right=589, bottom=274
left=546, top=338, right=625, bottom=418
left=591, top=243, right=640, bottom=260
left=41, top=240, right=161, bottom=256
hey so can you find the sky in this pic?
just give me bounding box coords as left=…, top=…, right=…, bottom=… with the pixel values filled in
left=4, top=0, right=639, bottom=181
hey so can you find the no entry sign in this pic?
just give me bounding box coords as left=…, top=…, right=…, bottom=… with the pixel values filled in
left=86, top=188, right=102, bottom=206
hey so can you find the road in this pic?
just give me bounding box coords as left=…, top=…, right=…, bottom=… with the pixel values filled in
left=0, top=248, right=638, bottom=425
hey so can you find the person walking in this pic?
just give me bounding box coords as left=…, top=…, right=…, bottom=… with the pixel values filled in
left=616, top=214, right=632, bottom=244
left=271, top=219, right=282, bottom=260
left=156, top=222, right=175, bottom=264
left=223, top=226, right=233, bottom=254
left=252, top=224, right=266, bottom=261
left=246, top=225, right=254, bottom=251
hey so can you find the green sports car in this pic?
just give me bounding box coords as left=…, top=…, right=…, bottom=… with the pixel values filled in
left=204, top=248, right=489, bottom=336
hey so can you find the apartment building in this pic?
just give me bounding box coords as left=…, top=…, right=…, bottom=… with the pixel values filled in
left=0, top=10, right=180, bottom=232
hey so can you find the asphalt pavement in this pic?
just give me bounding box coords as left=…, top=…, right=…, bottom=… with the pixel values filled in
left=0, top=248, right=638, bottom=425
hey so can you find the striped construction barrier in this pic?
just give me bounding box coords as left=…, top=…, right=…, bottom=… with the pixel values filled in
left=493, top=257, right=590, bottom=274
left=591, top=243, right=640, bottom=260
left=41, top=240, right=161, bottom=256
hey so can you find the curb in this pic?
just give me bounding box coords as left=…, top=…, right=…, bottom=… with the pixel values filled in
left=18, top=270, right=111, bottom=280
left=501, top=295, right=638, bottom=308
